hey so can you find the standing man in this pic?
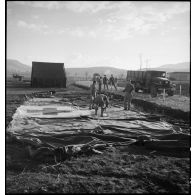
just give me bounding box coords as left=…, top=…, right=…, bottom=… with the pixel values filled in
left=114, top=77, right=118, bottom=89
left=103, top=75, right=108, bottom=90
left=89, top=80, right=97, bottom=109
left=98, top=76, right=103, bottom=93
left=109, top=74, right=117, bottom=91
left=92, top=74, right=96, bottom=82
left=123, top=80, right=134, bottom=110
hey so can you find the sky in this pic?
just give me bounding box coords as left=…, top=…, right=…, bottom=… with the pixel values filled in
left=7, top=1, right=190, bottom=70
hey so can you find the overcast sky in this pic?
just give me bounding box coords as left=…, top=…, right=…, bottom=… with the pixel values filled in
left=7, top=1, right=190, bottom=69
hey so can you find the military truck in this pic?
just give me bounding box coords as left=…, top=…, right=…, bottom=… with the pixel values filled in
left=126, top=70, right=175, bottom=97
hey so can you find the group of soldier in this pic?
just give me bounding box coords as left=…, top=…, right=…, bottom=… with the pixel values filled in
left=90, top=74, right=134, bottom=117
left=93, top=74, right=118, bottom=92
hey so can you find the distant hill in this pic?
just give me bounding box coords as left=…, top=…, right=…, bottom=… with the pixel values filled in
left=142, top=62, right=190, bottom=72
left=7, top=59, right=31, bottom=78
left=6, top=59, right=127, bottom=78
left=6, top=59, right=190, bottom=79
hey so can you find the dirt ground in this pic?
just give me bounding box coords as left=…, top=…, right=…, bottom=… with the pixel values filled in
left=6, top=83, right=190, bottom=194
left=74, top=80, right=190, bottom=112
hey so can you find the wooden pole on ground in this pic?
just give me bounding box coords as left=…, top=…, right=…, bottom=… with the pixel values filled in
left=180, top=85, right=182, bottom=96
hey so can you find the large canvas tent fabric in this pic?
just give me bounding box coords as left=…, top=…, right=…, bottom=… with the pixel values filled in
left=31, top=61, right=67, bottom=87
left=7, top=96, right=190, bottom=153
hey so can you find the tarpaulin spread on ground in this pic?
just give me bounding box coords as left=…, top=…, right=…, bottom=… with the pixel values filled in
left=7, top=96, right=189, bottom=150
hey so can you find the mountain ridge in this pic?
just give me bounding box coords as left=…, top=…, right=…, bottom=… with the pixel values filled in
left=6, top=59, right=190, bottom=78
left=142, top=62, right=190, bottom=72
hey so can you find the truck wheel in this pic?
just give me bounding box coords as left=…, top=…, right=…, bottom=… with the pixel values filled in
left=167, top=90, right=174, bottom=96
left=143, top=89, right=148, bottom=93
left=150, top=86, right=157, bottom=97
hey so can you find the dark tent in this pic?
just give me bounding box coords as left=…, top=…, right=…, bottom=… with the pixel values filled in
left=31, top=61, right=67, bottom=88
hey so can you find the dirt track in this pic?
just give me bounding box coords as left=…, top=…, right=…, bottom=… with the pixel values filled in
left=6, top=83, right=190, bottom=194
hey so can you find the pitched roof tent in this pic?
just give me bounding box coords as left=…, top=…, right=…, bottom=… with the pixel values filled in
left=31, top=61, right=67, bottom=88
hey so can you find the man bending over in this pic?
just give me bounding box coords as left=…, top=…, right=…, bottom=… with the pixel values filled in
left=93, top=93, right=109, bottom=117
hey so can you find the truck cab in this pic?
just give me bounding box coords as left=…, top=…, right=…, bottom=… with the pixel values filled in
left=150, top=76, right=175, bottom=97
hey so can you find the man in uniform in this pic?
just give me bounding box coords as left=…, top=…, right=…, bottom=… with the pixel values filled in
left=123, top=80, right=134, bottom=110
left=93, top=93, right=109, bottom=117
left=109, top=74, right=117, bottom=91
left=103, top=75, right=108, bottom=90
left=98, top=76, right=103, bottom=93
left=114, top=76, right=118, bottom=89
left=89, top=80, right=97, bottom=109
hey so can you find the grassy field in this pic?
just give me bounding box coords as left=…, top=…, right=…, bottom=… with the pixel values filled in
left=134, top=93, right=190, bottom=113
left=6, top=83, right=190, bottom=193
